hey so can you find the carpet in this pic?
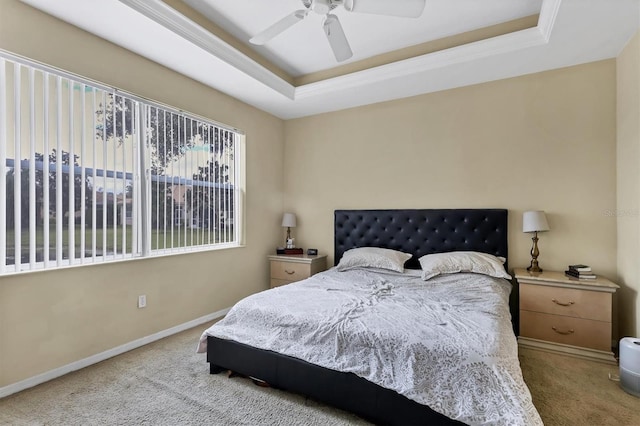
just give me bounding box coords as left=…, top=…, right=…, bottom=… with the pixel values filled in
left=1, top=325, right=639, bottom=425
left=0, top=325, right=366, bottom=426
left=518, top=346, right=640, bottom=426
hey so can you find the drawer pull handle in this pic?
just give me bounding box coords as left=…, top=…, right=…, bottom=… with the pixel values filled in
left=551, top=299, right=574, bottom=307
left=284, top=269, right=296, bottom=275
left=552, top=326, right=575, bottom=335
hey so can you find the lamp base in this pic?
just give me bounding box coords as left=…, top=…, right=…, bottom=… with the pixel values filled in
left=527, top=264, right=543, bottom=273
left=285, top=227, right=292, bottom=247
left=528, top=232, right=543, bottom=273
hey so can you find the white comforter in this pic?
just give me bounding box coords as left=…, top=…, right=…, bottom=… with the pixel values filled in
left=197, top=268, right=542, bottom=426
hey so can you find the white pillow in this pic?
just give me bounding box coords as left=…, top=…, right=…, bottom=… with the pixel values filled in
left=419, top=251, right=511, bottom=280
left=337, top=247, right=412, bottom=273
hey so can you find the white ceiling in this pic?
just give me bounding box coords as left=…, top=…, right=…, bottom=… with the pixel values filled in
left=183, top=0, right=543, bottom=76
left=18, top=0, right=640, bottom=120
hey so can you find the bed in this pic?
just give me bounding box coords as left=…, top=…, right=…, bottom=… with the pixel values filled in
left=197, top=209, right=540, bottom=425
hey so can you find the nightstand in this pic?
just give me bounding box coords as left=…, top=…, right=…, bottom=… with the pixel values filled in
left=514, top=268, right=619, bottom=364
left=268, top=254, right=327, bottom=288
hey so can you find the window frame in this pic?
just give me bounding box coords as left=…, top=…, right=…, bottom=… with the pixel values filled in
left=0, top=50, right=245, bottom=276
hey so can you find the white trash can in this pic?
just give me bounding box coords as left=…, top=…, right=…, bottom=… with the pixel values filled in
left=620, top=337, right=640, bottom=397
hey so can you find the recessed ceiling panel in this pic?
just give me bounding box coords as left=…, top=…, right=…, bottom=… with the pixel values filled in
left=17, top=0, right=640, bottom=119
left=184, top=0, right=543, bottom=76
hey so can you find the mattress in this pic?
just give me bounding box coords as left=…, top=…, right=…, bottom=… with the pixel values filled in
left=198, top=267, right=542, bottom=425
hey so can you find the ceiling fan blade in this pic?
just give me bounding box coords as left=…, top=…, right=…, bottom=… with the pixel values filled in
left=343, top=0, right=426, bottom=18
left=323, top=14, right=353, bottom=62
left=249, top=10, right=308, bottom=45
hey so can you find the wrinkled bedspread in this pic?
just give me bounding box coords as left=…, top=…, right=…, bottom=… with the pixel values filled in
left=197, top=268, right=542, bottom=426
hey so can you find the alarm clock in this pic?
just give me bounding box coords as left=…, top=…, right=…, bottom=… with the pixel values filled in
left=307, top=248, right=318, bottom=256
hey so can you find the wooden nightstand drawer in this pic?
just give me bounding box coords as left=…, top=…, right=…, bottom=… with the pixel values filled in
left=514, top=268, right=619, bottom=364
left=519, top=310, right=611, bottom=352
left=270, top=260, right=311, bottom=281
left=520, top=283, right=611, bottom=322
left=268, top=254, right=327, bottom=288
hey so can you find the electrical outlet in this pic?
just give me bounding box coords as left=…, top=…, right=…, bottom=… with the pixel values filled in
left=138, top=295, right=147, bottom=308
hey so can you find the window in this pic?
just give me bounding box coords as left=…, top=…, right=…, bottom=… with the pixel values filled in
left=0, top=51, right=243, bottom=275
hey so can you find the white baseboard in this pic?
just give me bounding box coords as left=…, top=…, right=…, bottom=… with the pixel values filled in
left=0, top=308, right=230, bottom=399
left=518, top=336, right=618, bottom=365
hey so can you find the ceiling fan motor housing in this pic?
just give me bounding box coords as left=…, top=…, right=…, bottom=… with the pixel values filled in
left=311, top=0, right=336, bottom=15
left=251, top=0, right=426, bottom=61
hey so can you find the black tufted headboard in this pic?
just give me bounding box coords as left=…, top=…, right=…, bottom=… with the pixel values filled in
left=334, top=209, right=508, bottom=269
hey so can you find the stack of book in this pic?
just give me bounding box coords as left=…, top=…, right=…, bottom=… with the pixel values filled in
left=565, top=264, right=596, bottom=280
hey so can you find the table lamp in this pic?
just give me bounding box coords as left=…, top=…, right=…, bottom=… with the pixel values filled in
left=523, top=210, right=550, bottom=273
left=281, top=213, right=297, bottom=248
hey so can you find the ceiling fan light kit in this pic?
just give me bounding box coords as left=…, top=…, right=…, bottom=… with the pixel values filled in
left=249, top=0, right=426, bottom=62
left=312, top=0, right=335, bottom=15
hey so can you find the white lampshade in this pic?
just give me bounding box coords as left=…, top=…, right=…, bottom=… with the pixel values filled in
left=281, top=213, right=297, bottom=228
left=523, top=211, right=550, bottom=233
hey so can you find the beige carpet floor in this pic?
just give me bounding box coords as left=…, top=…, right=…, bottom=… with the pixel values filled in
left=519, top=347, right=640, bottom=426
left=1, top=325, right=638, bottom=425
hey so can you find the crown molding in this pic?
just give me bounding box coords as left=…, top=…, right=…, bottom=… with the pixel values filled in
left=295, top=0, right=562, bottom=99
left=117, top=0, right=559, bottom=103
left=538, top=0, right=563, bottom=42
left=117, top=0, right=295, bottom=100
left=18, top=0, right=573, bottom=119
left=294, top=26, right=548, bottom=99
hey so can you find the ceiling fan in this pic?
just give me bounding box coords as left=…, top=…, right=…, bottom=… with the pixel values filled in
left=249, top=0, right=427, bottom=62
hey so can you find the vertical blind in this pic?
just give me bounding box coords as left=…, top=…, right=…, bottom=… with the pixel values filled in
left=0, top=52, right=241, bottom=275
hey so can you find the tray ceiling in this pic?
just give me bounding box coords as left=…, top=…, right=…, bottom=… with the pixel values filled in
left=17, top=0, right=640, bottom=119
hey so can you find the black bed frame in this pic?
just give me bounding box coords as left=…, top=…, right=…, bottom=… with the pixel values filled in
left=207, top=209, right=510, bottom=425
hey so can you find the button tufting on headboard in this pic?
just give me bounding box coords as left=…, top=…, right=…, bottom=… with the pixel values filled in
left=334, top=209, right=508, bottom=269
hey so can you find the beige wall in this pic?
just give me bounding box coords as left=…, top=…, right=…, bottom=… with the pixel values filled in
left=0, top=0, right=628, bottom=393
left=284, top=61, right=618, bottom=280
left=617, top=30, right=640, bottom=338
left=0, top=1, right=284, bottom=387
